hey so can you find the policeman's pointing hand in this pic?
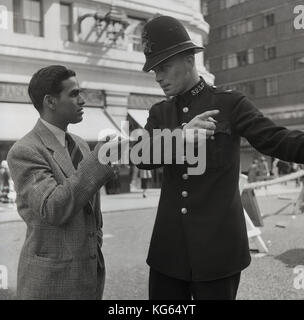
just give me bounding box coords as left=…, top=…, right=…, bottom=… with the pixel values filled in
left=183, top=110, right=220, bottom=139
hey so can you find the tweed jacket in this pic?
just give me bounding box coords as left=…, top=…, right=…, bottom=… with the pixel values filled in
left=137, top=80, right=304, bottom=281
left=7, top=119, right=114, bottom=299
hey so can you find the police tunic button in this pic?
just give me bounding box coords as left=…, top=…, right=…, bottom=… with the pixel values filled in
left=182, top=191, right=188, bottom=197
left=210, top=136, right=215, bottom=140
left=182, top=173, right=188, bottom=180
left=181, top=208, right=188, bottom=214
left=183, top=107, right=189, bottom=113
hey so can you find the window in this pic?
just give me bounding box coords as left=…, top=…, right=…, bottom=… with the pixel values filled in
left=60, top=2, right=72, bottom=41
left=266, top=77, right=278, bottom=96
left=221, top=18, right=253, bottom=39
left=227, top=53, right=237, bottom=69
left=13, top=0, right=42, bottom=37
left=247, top=19, right=253, bottom=32
left=248, top=48, right=254, bottom=64
left=264, top=46, right=276, bottom=60
left=200, top=0, right=208, bottom=16
left=237, top=50, right=248, bottom=66
left=264, top=13, right=275, bottom=27
left=222, top=56, right=227, bottom=70
left=127, top=17, right=146, bottom=52
left=220, top=0, right=249, bottom=9
left=220, top=0, right=226, bottom=9
left=222, top=49, right=254, bottom=70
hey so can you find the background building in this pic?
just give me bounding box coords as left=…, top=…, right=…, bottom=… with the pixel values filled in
left=0, top=0, right=212, bottom=191
left=205, top=0, right=304, bottom=172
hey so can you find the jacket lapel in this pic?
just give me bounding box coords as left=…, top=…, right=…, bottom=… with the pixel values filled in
left=34, top=119, right=75, bottom=177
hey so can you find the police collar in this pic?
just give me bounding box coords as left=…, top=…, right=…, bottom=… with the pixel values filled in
left=175, top=77, right=205, bottom=105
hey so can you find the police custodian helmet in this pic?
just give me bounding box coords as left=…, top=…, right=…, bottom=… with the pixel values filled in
left=141, top=15, right=204, bottom=72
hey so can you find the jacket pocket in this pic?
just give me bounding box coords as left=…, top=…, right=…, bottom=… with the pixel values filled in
left=33, top=253, right=73, bottom=264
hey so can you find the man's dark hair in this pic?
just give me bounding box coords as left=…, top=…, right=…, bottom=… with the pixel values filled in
left=28, top=65, right=76, bottom=112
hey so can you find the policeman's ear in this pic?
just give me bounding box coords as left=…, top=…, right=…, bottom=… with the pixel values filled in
left=43, top=94, right=57, bottom=111
left=184, top=54, right=195, bottom=69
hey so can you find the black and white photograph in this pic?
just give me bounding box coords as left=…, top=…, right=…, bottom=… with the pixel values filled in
left=0, top=0, right=304, bottom=306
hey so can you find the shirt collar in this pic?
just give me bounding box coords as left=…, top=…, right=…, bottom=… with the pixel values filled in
left=40, top=118, right=67, bottom=148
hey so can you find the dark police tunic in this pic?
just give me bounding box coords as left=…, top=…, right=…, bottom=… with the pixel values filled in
left=137, top=78, right=304, bottom=282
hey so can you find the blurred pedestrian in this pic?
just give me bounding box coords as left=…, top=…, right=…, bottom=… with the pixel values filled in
left=247, top=159, right=259, bottom=183
left=140, top=169, right=152, bottom=198
left=257, top=156, right=270, bottom=180
left=271, top=158, right=279, bottom=178
left=0, top=160, right=14, bottom=204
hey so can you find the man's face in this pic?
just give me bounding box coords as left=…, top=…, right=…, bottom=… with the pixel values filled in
left=152, top=54, right=191, bottom=97
left=53, top=76, right=85, bottom=126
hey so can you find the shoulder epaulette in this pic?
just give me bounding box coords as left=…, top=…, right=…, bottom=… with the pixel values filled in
left=215, top=88, right=234, bottom=94
left=207, top=84, right=234, bottom=94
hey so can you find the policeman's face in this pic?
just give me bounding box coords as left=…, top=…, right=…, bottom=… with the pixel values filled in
left=152, top=53, right=193, bottom=97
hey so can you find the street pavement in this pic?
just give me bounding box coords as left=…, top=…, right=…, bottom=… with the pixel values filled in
left=1, top=184, right=304, bottom=300
left=0, top=189, right=161, bottom=224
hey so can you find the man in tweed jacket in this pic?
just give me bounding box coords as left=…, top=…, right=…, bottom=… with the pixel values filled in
left=7, top=65, right=116, bottom=299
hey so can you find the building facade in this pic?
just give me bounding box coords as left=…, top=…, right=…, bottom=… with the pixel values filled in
left=0, top=0, right=212, bottom=190
left=205, top=0, right=304, bottom=172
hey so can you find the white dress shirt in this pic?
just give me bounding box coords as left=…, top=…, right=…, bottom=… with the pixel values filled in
left=40, top=118, right=67, bottom=148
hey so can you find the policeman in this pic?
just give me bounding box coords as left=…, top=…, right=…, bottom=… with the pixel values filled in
left=137, top=15, right=304, bottom=300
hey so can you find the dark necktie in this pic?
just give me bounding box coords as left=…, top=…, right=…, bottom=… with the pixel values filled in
left=65, top=132, right=94, bottom=214
left=65, top=132, right=83, bottom=169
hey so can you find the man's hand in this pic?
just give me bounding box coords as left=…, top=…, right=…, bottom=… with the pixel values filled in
left=183, top=110, right=220, bottom=142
